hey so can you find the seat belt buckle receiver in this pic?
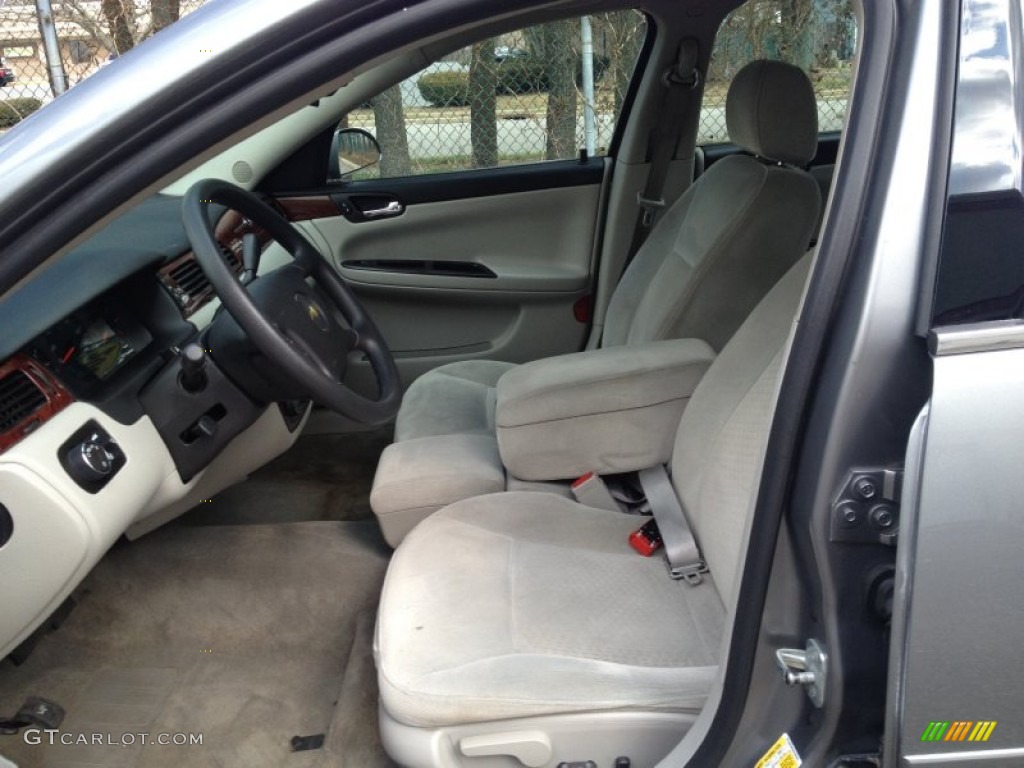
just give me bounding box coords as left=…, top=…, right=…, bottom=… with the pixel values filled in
left=636, top=193, right=666, bottom=227
left=571, top=472, right=620, bottom=512
left=629, top=518, right=663, bottom=557
left=669, top=559, right=709, bottom=586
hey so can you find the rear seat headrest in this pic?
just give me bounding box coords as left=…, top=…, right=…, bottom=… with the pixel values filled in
left=725, top=59, right=818, bottom=166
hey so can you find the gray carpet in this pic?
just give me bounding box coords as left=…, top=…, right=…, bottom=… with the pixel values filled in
left=179, top=429, right=393, bottom=528
left=0, top=441, right=398, bottom=767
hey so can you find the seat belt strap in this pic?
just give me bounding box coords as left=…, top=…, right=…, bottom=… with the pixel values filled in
left=638, top=464, right=707, bottom=585
left=623, top=38, right=702, bottom=276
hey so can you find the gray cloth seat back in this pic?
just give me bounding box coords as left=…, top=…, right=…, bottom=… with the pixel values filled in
left=670, top=252, right=810, bottom=605
left=603, top=59, right=820, bottom=351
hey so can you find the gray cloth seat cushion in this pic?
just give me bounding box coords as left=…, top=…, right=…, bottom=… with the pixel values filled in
left=393, top=360, right=515, bottom=442
left=375, top=492, right=725, bottom=727
left=376, top=253, right=814, bottom=729
left=370, top=434, right=506, bottom=547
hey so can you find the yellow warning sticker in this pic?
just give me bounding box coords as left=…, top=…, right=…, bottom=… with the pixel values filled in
left=755, top=733, right=803, bottom=768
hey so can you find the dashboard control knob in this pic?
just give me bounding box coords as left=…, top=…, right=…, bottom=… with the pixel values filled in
left=66, top=441, right=114, bottom=483
left=179, top=343, right=208, bottom=393
left=58, top=421, right=125, bottom=494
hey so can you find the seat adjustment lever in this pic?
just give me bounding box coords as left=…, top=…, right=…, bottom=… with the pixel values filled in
left=460, top=730, right=552, bottom=767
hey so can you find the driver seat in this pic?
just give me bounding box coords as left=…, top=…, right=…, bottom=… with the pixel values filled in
left=374, top=252, right=813, bottom=768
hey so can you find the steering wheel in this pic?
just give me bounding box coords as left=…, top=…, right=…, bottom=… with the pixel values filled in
left=182, top=178, right=401, bottom=424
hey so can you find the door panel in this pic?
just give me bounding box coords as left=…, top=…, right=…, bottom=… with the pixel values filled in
left=281, top=167, right=604, bottom=395
left=258, top=10, right=646, bottom=399
left=329, top=185, right=598, bottom=292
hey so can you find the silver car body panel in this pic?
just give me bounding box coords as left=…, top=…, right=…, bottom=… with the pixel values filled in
left=889, top=0, right=1024, bottom=764
left=893, top=337, right=1024, bottom=765
left=905, top=748, right=1024, bottom=766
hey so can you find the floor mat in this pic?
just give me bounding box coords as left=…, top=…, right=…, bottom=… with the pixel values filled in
left=0, top=521, right=396, bottom=768
left=179, top=429, right=393, bottom=527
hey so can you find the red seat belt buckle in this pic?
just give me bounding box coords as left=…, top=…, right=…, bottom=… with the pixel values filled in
left=629, top=518, right=663, bottom=557
left=571, top=471, right=595, bottom=490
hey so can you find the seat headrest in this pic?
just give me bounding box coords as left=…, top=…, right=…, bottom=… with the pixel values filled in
left=725, top=60, right=818, bottom=166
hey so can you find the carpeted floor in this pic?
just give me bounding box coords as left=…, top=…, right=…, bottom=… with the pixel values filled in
left=178, top=429, right=393, bottom=528
left=0, top=429, right=398, bottom=768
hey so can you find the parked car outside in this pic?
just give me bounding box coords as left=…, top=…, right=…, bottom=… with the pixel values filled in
left=0, top=59, right=15, bottom=87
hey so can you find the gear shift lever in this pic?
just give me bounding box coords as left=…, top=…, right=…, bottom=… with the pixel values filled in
left=179, top=343, right=208, bottom=393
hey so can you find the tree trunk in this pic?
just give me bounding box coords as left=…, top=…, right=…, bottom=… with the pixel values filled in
left=101, top=0, right=135, bottom=54
left=469, top=40, right=498, bottom=168
left=599, top=11, right=644, bottom=117
left=151, top=0, right=181, bottom=33
left=372, top=85, right=412, bottom=177
left=541, top=20, right=578, bottom=160
left=780, top=0, right=816, bottom=69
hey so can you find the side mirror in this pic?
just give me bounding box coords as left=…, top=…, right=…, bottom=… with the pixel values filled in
left=329, top=127, right=382, bottom=181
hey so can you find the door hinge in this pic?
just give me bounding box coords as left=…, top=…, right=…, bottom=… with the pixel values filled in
left=830, top=468, right=903, bottom=546
left=775, top=638, right=827, bottom=708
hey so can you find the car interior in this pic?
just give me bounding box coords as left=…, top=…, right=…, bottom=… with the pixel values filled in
left=0, top=0, right=859, bottom=766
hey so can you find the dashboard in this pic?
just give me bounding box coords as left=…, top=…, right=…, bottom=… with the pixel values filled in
left=0, top=193, right=297, bottom=493
left=0, top=193, right=310, bottom=661
left=2, top=198, right=273, bottom=430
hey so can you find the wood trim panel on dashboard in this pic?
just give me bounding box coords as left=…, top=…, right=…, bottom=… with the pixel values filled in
left=0, top=355, right=74, bottom=454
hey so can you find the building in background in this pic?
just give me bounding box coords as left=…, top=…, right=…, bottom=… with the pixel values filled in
left=0, top=0, right=207, bottom=102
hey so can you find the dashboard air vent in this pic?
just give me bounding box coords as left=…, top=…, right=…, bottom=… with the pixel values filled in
left=159, top=245, right=246, bottom=316
left=0, top=370, right=47, bottom=433
left=167, top=258, right=210, bottom=302
left=220, top=243, right=243, bottom=273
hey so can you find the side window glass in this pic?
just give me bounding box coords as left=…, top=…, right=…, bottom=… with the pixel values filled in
left=335, top=11, right=648, bottom=180
left=701, top=0, right=857, bottom=144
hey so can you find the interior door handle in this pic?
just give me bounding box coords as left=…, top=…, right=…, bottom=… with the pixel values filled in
left=361, top=200, right=404, bottom=218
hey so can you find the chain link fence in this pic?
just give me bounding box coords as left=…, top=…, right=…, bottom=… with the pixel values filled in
left=2, top=1, right=854, bottom=152
left=345, top=12, right=648, bottom=178
left=1, top=0, right=209, bottom=128
left=340, top=0, right=853, bottom=179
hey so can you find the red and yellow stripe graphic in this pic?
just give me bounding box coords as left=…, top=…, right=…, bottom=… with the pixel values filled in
left=920, top=721, right=997, bottom=742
